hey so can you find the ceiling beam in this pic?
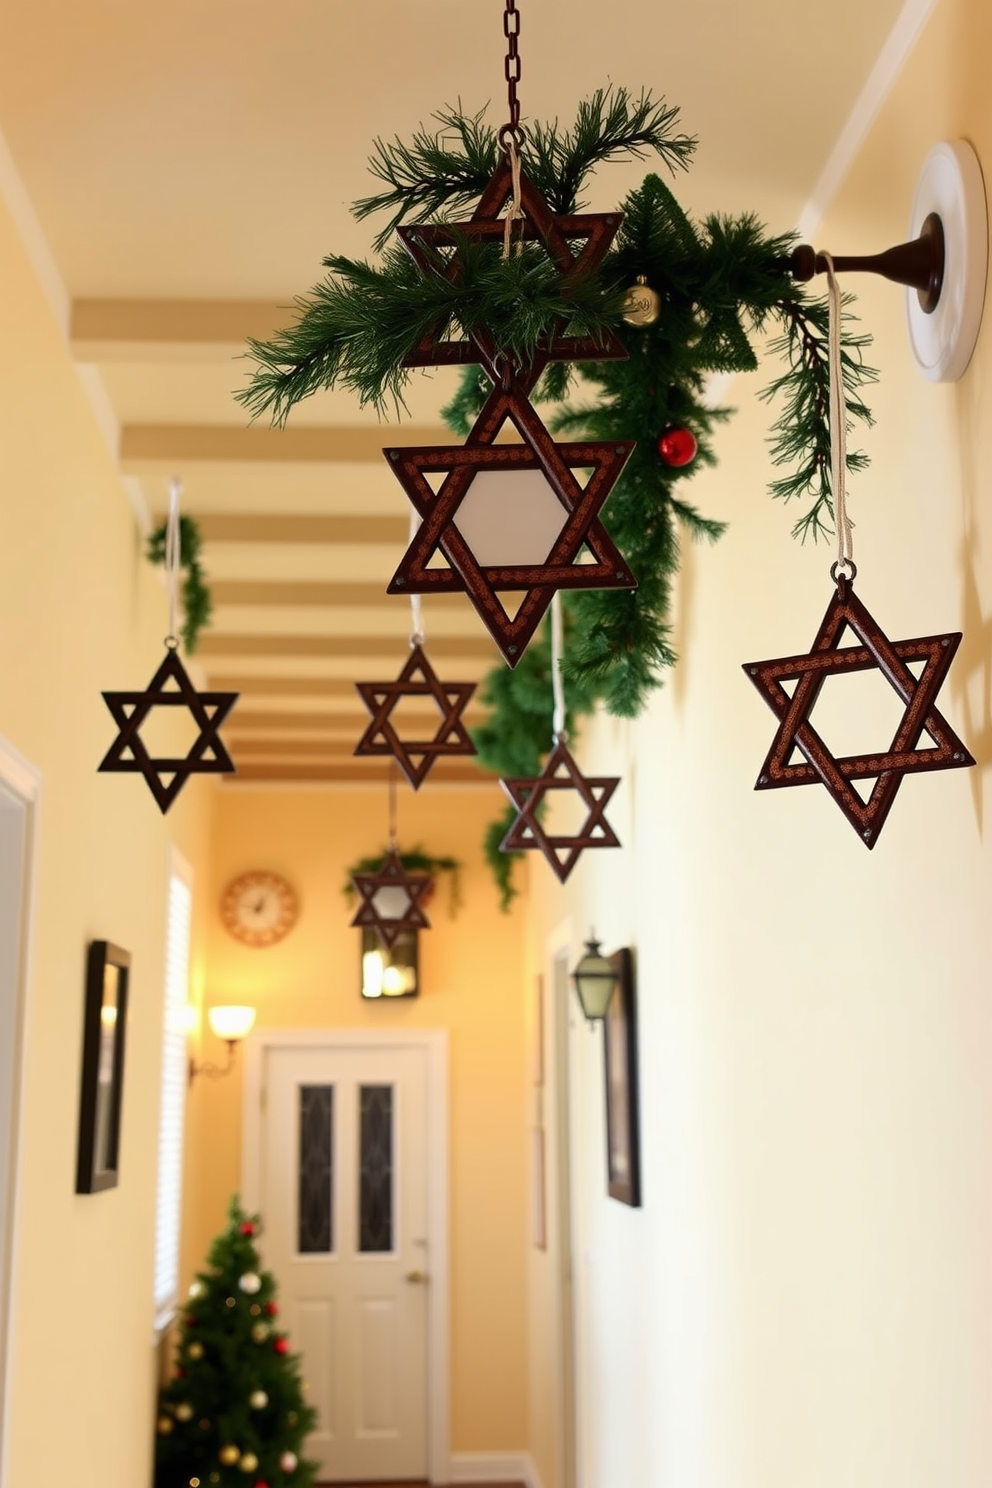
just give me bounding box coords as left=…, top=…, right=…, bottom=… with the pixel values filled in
left=120, top=424, right=449, bottom=469
left=231, top=709, right=483, bottom=731
left=197, top=515, right=409, bottom=545
left=228, top=763, right=494, bottom=784
left=197, top=633, right=496, bottom=660
left=211, top=580, right=464, bottom=609
left=206, top=676, right=362, bottom=696
left=70, top=298, right=286, bottom=361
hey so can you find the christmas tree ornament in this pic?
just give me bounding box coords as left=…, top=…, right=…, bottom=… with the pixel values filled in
left=239, top=1221, right=256, bottom=1237
left=265, top=1302, right=278, bottom=1317
left=354, top=545, right=477, bottom=787
left=744, top=257, right=973, bottom=846
left=188, top=1280, right=205, bottom=1299
left=225, top=1297, right=236, bottom=1309
left=249, top=1390, right=268, bottom=1410
left=251, top=1323, right=270, bottom=1343
left=98, top=479, right=238, bottom=812
left=239, top=1453, right=259, bottom=1473
left=157, top=1417, right=174, bottom=1435
left=500, top=595, right=622, bottom=880
left=657, top=424, right=697, bottom=467
left=622, top=275, right=661, bottom=326
left=280, top=1452, right=298, bottom=1472
left=250, top=1304, right=261, bottom=1317
left=274, top=1337, right=289, bottom=1356
left=175, top=1403, right=194, bottom=1422
left=238, top=1272, right=261, bottom=1294
left=218, top=1446, right=240, bottom=1466
left=187, top=1342, right=204, bottom=1361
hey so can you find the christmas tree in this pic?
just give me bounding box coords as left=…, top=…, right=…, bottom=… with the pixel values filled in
left=155, top=1196, right=318, bottom=1488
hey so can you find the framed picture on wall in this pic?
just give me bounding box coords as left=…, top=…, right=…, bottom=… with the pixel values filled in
left=602, top=948, right=640, bottom=1207
left=76, top=940, right=130, bottom=1193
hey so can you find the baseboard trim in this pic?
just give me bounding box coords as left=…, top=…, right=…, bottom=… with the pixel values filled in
left=449, top=1450, right=542, bottom=1487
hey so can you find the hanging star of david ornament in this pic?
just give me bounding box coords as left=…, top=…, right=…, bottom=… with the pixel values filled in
left=500, top=738, right=622, bottom=882
left=354, top=643, right=477, bottom=789
left=385, top=390, right=635, bottom=666
left=350, top=849, right=432, bottom=949
left=98, top=644, right=238, bottom=813
left=743, top=572, right=975, bottom=847
left=397, top=155, right=627, bottom=370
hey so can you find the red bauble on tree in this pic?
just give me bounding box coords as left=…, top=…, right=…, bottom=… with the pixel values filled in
left=265, top=1302, right=278, bottom=1317
left=273, top=1337, right=289, bottom=1356
left=657, top=424, right=697, bottom=467
left=239, top=1221, right=255, bottom=1237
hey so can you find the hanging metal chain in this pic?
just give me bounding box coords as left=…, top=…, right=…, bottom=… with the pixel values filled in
left=500, top=0, right=524, bottom=148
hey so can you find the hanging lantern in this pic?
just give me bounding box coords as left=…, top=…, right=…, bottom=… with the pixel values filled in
left=571, top=937, right=618, bottom=1021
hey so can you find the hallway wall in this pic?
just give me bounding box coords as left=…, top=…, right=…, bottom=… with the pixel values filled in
left=185, top=784, right=530, bottom=1459
left=0, top=187, right=213, bottom=1486
left=527, top=1, right=992, bottom=1484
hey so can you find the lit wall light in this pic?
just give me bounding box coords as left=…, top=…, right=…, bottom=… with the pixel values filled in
left=188, top=1004, right=256, bottom=1084
left=361, top=927, right=419, bottom=1000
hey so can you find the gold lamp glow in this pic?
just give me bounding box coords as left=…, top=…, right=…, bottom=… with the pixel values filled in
left=189, top=1004, right=256, bottom=1085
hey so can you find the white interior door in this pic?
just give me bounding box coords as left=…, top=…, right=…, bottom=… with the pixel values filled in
left=261, top=1043, right=429, bottom=1483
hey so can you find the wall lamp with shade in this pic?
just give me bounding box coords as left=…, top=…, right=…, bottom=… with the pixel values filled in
left=571, top=935, right=619, bottom=1023
left=188, top=1004, right=256, bottom=1084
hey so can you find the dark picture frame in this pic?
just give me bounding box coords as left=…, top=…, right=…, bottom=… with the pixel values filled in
left=76, top=940, right=130, bottom=1193
left=602, top=948, right=640, bottom=1206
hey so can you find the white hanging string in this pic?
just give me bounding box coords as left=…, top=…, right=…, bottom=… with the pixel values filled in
left=822, top=253, right=855, bottom=578
left=165, top=476, right=182, bottom=646
left=551, top=591, right=566, bottom=741
left=502, top=134, right=525, bottom=258
left=408, top=506, right=424, bottom=646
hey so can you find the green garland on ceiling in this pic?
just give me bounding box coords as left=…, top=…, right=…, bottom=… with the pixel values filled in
left=146, top=514, right=213, bottom=653
left=237, top=88, right=876, bottom=906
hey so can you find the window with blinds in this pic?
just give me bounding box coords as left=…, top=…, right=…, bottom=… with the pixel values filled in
left=153, top=854, right=192, bottom=1331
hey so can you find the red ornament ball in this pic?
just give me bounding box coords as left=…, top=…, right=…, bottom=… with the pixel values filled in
left=265, top=1301, right=278, bottom=1317
left=657, top=425, right=698, bottom=468
left=273, top=1336, right=289, bottom=1356
left=239, top=1221, right=255, bottom=1236
left=186, top=1316, right=198, bottom=1327
left=254, top=1482, right=271, bottom=1488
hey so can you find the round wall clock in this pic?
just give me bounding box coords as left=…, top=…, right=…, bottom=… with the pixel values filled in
left=220, top=871, right=298, bottom=948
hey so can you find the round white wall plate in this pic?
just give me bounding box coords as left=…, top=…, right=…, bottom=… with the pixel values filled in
left=906, top=140, right=988, bottom=382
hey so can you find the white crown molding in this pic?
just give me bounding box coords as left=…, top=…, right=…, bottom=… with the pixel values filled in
left=796, top=0, right=940, bottom=241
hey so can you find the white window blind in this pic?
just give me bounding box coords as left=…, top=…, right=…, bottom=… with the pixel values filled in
left=154, top=856, right=192, bottom=1330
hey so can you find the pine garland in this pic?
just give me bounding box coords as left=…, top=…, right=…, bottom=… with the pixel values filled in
left=237, top=88, right=878, bottom=904
left=146, top=514, right=213, bottom=653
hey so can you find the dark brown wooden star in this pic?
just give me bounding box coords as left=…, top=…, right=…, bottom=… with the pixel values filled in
left=350, top=849, right=432, bottom=949
left=354, top=644, right=477, bottom=789
left=742, top=574, right=975, bottom=847
left=500, top=738, right=622, bottom=882
left=385, top=391, right=635, bottom=666
left=98, top=646, right=238, bottom=813
left=398, top=156, right=627, bottom=371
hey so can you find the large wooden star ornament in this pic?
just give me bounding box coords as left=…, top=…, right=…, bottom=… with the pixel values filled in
left=397, top=155, right=627, bottom=370
left=354, top=644, right=477, bottom=789
left=98, top=646, right=238, bottom=812
left=350, top=850, right=432, bottom=949
left=500, top=739, right=622, bottom=882
left=385, top=391, right=635, bottom=666
left=743, top=574, right=974, bottom=847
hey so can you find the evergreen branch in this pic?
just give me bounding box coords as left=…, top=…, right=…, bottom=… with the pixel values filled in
left=146, top=515, right=213, bottom=654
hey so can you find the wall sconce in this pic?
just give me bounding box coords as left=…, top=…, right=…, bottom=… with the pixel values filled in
left=361, top=927, right=419, bottom=1000
left=188, top=1004, right=256, bottom=1084
left=571, top=935, right=619, bottom=1023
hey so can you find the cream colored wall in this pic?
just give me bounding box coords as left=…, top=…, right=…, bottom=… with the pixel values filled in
left=0, top=194, right=213, bottom=1485
left=527, top=2, right=992, bottom=1485
left=183, top=783, right=530, bottom=1454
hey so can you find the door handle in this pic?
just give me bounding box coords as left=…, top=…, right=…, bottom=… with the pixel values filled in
left=404, top=1269, right=428, bottom=1284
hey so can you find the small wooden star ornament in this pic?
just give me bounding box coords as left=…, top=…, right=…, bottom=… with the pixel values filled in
left=99, top=645, right=238, bottom=813
left=500, top=738, right=622, bottom=881
left=350, top=849, right=432, bottom=949
left=743, top=572, right=975, bottom=847
left=354, top=644, right=477, bottom=789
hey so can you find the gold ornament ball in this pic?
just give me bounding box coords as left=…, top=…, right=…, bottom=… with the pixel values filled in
left=239, top=1453, right=259, bottom=1474
left=188, top=1342, right=204, bottom=1361
left=175, top=1402, right=194, bottom=1422
left=188, top=1280, right=205, bottom=1300
left=218, top=1445, right=240, bottom=1467
left=248, top=1389, right=268, bottom=1410
left=238, top=1271, right=261, bottom=1295
left=225, top=1296, right=236, bottom=1308
left=251, top=1322, right=270, bottom=1343
left=210, top=1476, right=221, bottom=1485
left=190, top=1480, right=201, bottom=1487
left=621, top=275, right=661, bottom=327
left=157, top=1416, right=174, bottom=1435
left=280, top=1450, right=298, bottom=1472
left=250, top=1303, right=261, bottom=1317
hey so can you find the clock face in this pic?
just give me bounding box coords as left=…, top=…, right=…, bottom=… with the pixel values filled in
left=221, top=872, right=298, bottom=948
